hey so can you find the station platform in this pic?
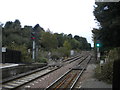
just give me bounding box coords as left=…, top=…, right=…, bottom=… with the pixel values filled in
left=0, top=63, right=19, bottom=69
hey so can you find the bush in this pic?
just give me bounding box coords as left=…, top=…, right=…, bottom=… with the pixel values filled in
left=8, top=43, right=33, bottom=63
left=51, top=55, right=59, bottom=60
left=95, top=47, right=120, bottom=84
left=94, top=61, right=113, bottom=84
left=102, top=61, right=113, bottom=83
left=59, top=47, right=70, bottom=57
left=107, top=47, right=120, bottom=61
left=36, top=57, right=48, bottom=63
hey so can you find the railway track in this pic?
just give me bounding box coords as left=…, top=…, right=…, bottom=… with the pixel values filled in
left=1, top=54, right=84, bottom=90
left=2, top=66, right=58, bottom=90
left=46, top=55, right=92, bottom=89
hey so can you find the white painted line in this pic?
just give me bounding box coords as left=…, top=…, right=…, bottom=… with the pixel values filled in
left=0, top=64, right=19, bottom=69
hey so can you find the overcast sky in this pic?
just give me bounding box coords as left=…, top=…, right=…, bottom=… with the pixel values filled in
left=0, top=0, right=98, bottom=47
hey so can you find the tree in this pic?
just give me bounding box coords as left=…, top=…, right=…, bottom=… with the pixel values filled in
left=41, top=31, right=58, bottom=50
left=21, top=26, right=32, bottom=48
left=2, top=19, right=92, bottom=63
left=33, top=24, right=45, bottom=40
left=93, top=2, right=120, bottom=49
left=3, top=20, right=22, bottom=46
left=14, top=19, right=21, bottom=31
left=63, top=40, right=72, bottom=50
left=63, top=40, right=71, bottom=57
left=54, top=33, right=64, bottom=47
left=70, top=39, right=80, bottom=49
left=68, top=34, right=72, bottom=39
left=74, top=35, right=90, bottom=50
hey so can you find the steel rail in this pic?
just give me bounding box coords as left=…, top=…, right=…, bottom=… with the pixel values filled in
left=2, top=65, right=49, bottom=84
left=2, top=66, right=59, bottom=89
left=64, top=73, right=77, bottom=88
left=2, top=55, right=83, bottom=90
left=54, top=73, right=71, bottom=89
left=2, top=54, right=82, bottom=84
left=70, top=55, right=92, bottom=89
left=45, top=54, right=90, bottom=89
left=45, top=69, right=72, bottom=89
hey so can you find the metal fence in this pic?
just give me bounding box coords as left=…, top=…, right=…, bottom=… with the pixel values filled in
left=2, top=49, right=21, bottom=63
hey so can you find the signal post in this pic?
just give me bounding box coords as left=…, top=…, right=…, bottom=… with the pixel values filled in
left=96, top=40, right=101, bottom=61
left=31, top=32, right=36, bottom=60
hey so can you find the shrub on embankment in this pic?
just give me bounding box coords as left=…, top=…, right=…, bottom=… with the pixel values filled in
left=95, top=47, right=120, bottom=84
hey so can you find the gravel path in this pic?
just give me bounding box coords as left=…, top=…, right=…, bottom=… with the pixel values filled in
left=79, top=64, right=112, bottom=89
left=18, top=51, right=91, bottom=89
left=20, top=56, right=83, bottom=88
